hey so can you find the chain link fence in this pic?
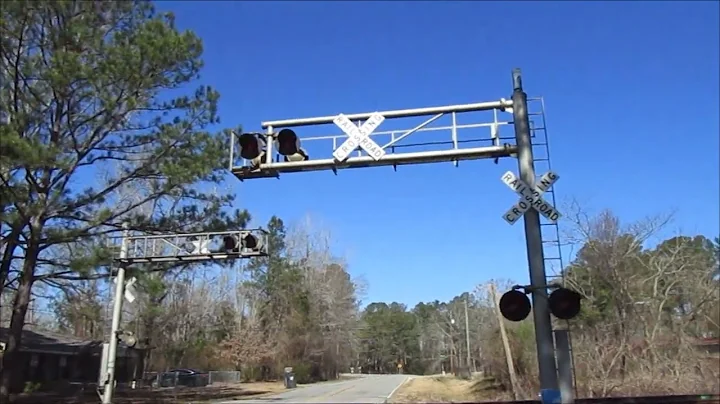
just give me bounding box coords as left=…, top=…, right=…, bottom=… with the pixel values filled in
left=208, top=371, right=242, bottom=384
left=141, top=371, right=241, bottom=388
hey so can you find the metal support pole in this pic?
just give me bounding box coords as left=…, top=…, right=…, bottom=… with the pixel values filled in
left=464, top=295, right=471, bottom=370
left=554, top=329, right=575, bottom=403
left=102, top=224, right=129, bottom=404
left=511, top=68, right=559, bottom=391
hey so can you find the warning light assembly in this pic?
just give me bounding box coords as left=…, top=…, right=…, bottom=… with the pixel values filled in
left=499, top=285, right=583, bottom=322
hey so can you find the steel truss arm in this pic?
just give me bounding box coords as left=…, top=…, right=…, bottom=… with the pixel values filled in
left=112, top=229, right=268, bottom=264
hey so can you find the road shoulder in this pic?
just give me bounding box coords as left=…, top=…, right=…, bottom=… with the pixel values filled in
left=387, top=374, right=511, bottom=403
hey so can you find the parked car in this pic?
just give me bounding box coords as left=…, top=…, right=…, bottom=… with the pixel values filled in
left=157, top=368, right=209, bottom=387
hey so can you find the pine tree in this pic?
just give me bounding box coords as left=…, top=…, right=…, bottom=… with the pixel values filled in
left=0, top=1, right=245, bottom=396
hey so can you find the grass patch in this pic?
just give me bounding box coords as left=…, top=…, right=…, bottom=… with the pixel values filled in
left=389, top=374, right=512, bottom=403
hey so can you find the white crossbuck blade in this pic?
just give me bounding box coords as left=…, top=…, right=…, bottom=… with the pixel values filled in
left=188, top=237, right=210, bottom=254
left=501, top=170, right=562, bottom=225
left=333, top=113, right=386, bottom=162
left=112, top=276, right=137, bottom=303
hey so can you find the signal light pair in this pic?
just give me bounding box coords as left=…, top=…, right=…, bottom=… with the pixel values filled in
left=238, top=129, right=308, bottom=167
left=184, top=233, right=263, bottom=255
left=499, top=287, right=582, bottom=322
left=222, top=233, right=261, bottom=253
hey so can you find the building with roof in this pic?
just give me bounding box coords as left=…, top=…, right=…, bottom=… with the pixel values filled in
left=0, top=327, right=145, bottom=393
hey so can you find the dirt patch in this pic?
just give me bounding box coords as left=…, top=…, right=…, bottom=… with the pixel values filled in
left=10, top=381, right=287, bottom=404
left=390, top=374, right=512, bottom=403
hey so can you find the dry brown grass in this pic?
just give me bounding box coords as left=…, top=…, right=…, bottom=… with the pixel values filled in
left=10, top=381, right=288, bottom=404
left=390, top=374, right=512, bottom=403
left=226, top=381, right=291, bottom=400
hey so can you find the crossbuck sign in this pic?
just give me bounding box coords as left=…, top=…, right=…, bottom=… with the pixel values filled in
left=333, top=112, right=386, bottom=162
left=112, top=276, right=137, bottom=303
left=501, top=170, right=562, bottom=225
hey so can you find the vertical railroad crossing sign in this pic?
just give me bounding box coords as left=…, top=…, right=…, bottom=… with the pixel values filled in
left=501, top=170, right=562, bottom=225
left=332, top=112, right=386, bottom=162
left=113, top=276, right=137, bottom=303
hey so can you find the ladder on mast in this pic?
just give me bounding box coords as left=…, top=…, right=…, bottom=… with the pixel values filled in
left=527, top=96, right=578, bottom=395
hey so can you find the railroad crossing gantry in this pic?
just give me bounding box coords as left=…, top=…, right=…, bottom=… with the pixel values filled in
left=229, top=99, right=516, bottom=179
left=229, top=69, right=579, bottom=402
left=100, top=228, right=267, bottom=404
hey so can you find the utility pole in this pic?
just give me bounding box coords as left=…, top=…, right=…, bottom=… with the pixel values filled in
left=448, top=333, right=455, bottom=375
left=464, top=294, right=471, bottom=371
left=511, top=68, right=559, bottom=391
left=489, top=283, right=519, bottom=400
left=102, top=224, right=129, bottom=404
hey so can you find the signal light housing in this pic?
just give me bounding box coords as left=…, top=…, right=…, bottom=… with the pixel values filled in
left=238, top=132, right=266, bottom=167
left=242, top=233, right=261, bottom=250
left=548, top=288, right=582, bottom=320
left=276, top=129, right=308, bottom=162
left=222, top=235, right=240, bottom=253
left=117, top=330, right=137, bottom=348
left=499, top=290, right=532, bottom=322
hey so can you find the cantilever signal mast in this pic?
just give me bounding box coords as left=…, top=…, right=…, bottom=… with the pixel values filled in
left=230, top=99, right=516, bottom=179
left=100, top=228, right=268, bottom=404
left=228, top=69, right=561, bottom=393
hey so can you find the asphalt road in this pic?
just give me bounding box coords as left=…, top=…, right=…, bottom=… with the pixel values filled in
left=217, top=374, right=409, bottom=404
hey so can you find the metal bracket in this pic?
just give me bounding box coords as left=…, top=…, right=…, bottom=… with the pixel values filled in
left=512, top=283, right=562, bottom=294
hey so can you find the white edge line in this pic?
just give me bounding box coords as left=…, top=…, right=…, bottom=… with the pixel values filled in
left=384, top=376, right=413, bottom=403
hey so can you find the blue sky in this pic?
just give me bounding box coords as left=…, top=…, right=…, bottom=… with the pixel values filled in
left=156, top=0, right=720, bottom=308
